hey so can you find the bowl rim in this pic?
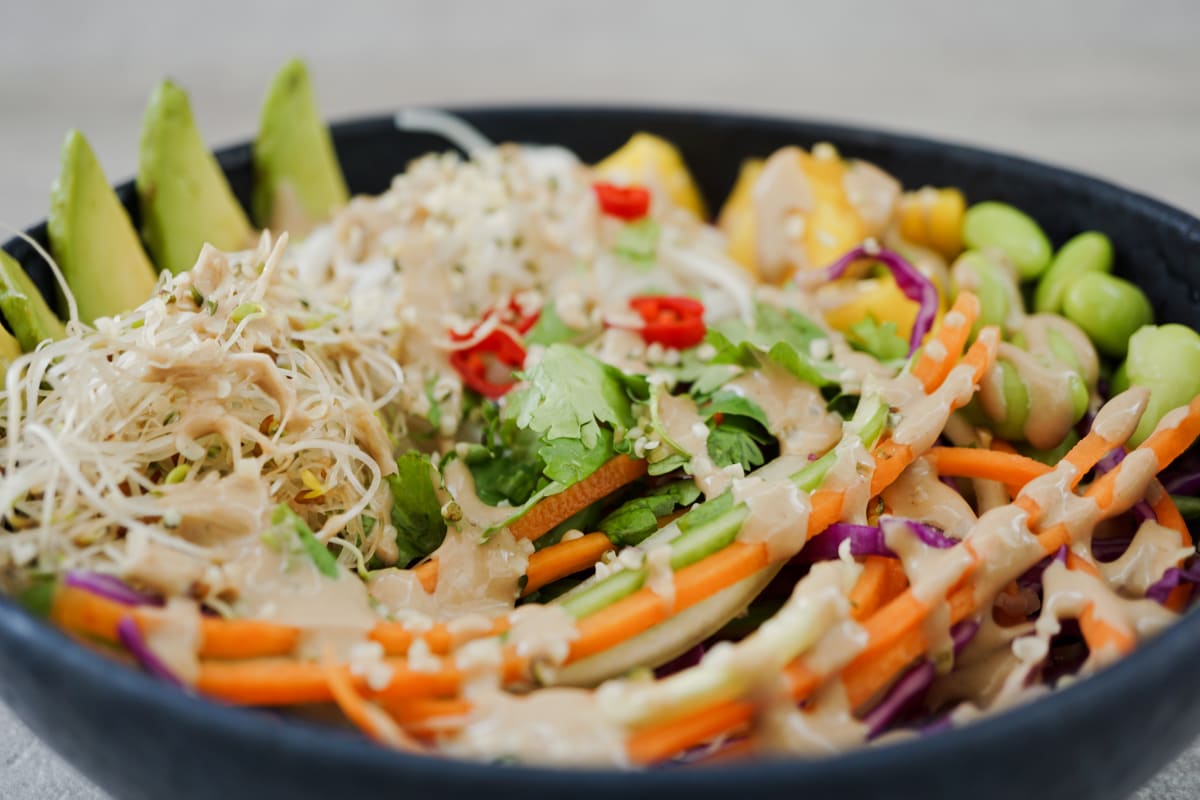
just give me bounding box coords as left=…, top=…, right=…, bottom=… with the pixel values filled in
left=2, top=103, right=1199, bottom=789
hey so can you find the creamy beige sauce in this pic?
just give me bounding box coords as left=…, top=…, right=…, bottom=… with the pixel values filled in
left=894, top=329, right=997, bottom=451
left=123, top=528, right=214, bottom=596
left=443, top=685, right=630, bottom=767
left=140, top=597, right=202, bottom=684
left=160, top=469, right=270, bottom=547
left=882, top=457, right=977, bottom=538
left=756, top=680, right=868, bottom=756
left=751, top=147, right=814, bottom=281
left=228, top=542, right=379, bottom=660
left=823, top=437, right=876, bottom=524
left=506, top=604, right=579, bottom=668
left=726, top=367, right=841, bottom=458
left=656, top=391, right=737, bottom=498
left=1097, top=520, right=1193, bottom=597
left=842, top=161, right=900, bottom=234
left=430, top=528, right=532, bottom=618
left=732, top=475, right=813, bottom=562
left=942, top=413, right=1009, bottom=512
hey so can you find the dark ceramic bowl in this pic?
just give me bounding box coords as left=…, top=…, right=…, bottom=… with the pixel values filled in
left=2, top=108, right=1199, bottom=800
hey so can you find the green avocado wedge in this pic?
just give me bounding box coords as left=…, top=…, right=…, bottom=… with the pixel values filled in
left=252, top=59, right=349, bottom=236
left=137, top=80, right=254, bottom=275
left=48, top=131, right=160, bottom=324
left=0, top=249, right=66, bottom=352
left=0, top=321, right=20, bottom=367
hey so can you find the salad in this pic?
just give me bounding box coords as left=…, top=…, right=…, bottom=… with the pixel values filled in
left=2, top=59, right=1200, bottom=767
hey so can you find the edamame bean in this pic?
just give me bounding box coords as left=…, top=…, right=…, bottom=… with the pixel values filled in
left=1061, top=272, right=1153, bottom=358
left=991, top=359, right=1029, bottom=441
left=952, top=250, right=1020, bottom=339
left=1033, top=231, right=1114, bottom=314
left=962, top=201, right=1053, bottom=281
left=1123, top=324, right=1200, bottom=445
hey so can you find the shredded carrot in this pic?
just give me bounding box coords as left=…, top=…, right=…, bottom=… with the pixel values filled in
left=524, top=532, right=615, bottom=594
left=927, top=447, right=1050, bottom=493
left=509, top=454, right=647, bottom=541
left=196, top=658, right=465, bottom=706
left=849, top=556, right=904, bottom=621
left=911, top=292, right=980, bottom=392
left=627, top=699, right=755, bottom=765
left=325, top=663, right=421, bottom=750
left=51, top=587, right=301, bottom=660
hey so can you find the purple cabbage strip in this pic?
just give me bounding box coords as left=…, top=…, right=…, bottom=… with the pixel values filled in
left=801, top=518, right=958, bottom=563
left=864, top=661, right=935, bottom=738
left=1164, top=472, right=1200, bottom=497
left=115, top=616, right=184, bottom=688
left=863, top=618, right=980, bottom=739
left=804, top=244, right=938, bottom=355
left=801, top=523, right=890, bottom=562
left=63, top=571, right=162, bottom=607
left=1146, top=561, right=1200, bottom=605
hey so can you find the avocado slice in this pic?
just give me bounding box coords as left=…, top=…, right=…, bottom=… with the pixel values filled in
left=48, top=131, right=160, bottom=324
left=0, top=322, right=20, bottom=367
left=252, top=59, right=348, bottom=236
left=137, top=79, right=254, bottom=275
left=0, top=249, right=67, bottom=351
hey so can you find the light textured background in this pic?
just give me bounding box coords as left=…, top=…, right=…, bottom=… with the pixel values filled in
left=1, top=0, right=1198, bottom=797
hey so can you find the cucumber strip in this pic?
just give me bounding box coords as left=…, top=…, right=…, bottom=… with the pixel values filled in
left=555, top=399, right=888, bottom=622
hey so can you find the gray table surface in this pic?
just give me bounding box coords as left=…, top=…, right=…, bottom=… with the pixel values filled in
left=2, top=1, right=1199, bottom=796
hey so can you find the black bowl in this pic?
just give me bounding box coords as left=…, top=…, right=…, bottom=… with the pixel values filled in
left=2, top=108, right=1199, bottom=800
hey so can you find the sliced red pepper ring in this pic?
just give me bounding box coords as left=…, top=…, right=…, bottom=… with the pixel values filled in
left=628, top=295, right=707, bottom=350
left=593, top=181, right=651, bottom=221
left=449, top=330, right=526, bottom=399
left=446, top=295, right=537, bottom=399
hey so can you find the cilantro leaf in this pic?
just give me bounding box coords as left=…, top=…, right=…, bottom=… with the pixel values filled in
left=697, top=391, right=770, bottom=429
left=539, top=427, right=615, bottom=484
left=503, top=344, right=639, bottom=447
left=525, top=301, right=577, bottom=347
left=706, top=303, right=837, bottom=389
left=386, top=452, right=448, bottom=567
left=598, top=480, right=702, bottom=546
left=706, top=425, right=765, bottom=472
left=613, top=218, right=660, bottom=269
left=848, top=315, right=909, bottom=362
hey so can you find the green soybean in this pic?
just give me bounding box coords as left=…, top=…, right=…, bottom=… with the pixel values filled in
left=1061, top=272, right=1153, bottom=358
left=952, top=250, right=1016, bottom=339
left=1034, top=231, right=1114, bottom=314
left=992, top=359, right=1030, bottom=441
left=962, top=201, right=1053, bottom=281
left=1124, top=324, right=1200, bottom=445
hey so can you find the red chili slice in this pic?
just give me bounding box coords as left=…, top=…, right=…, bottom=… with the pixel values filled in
left=447, top=297, right=536, bottom=398
left=628, top=295, right=707, bottom=349
left=593, top=181, right=651, bottom=220
left=449, top=329, right=526, bottom=399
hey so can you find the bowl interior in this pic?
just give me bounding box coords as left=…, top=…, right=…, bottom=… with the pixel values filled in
left=2, top=107, right=1200, bottom=800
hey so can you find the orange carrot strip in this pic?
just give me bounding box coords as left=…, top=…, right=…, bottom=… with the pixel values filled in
left=627, top=699, right=755, bottom=765
left=413, top=560, right=438, bottom=593
left=51, top=587, right=301, bottom=660
left=990, top=438, right=1020, bottom=455
left=911, top=292, right=979, bottom=392
left=325, top=664, right=421, bottom=750
left=927, top=447, right=1050, bottom=492
left=524, top=532, right=616, bottom=594
left=849, top=556, right=900, bottom=622
left=195, top=657, right=475, bottom=706
left=509, top=455, right=647, bottom=541
left=198, top=618, right=302, bottom=661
